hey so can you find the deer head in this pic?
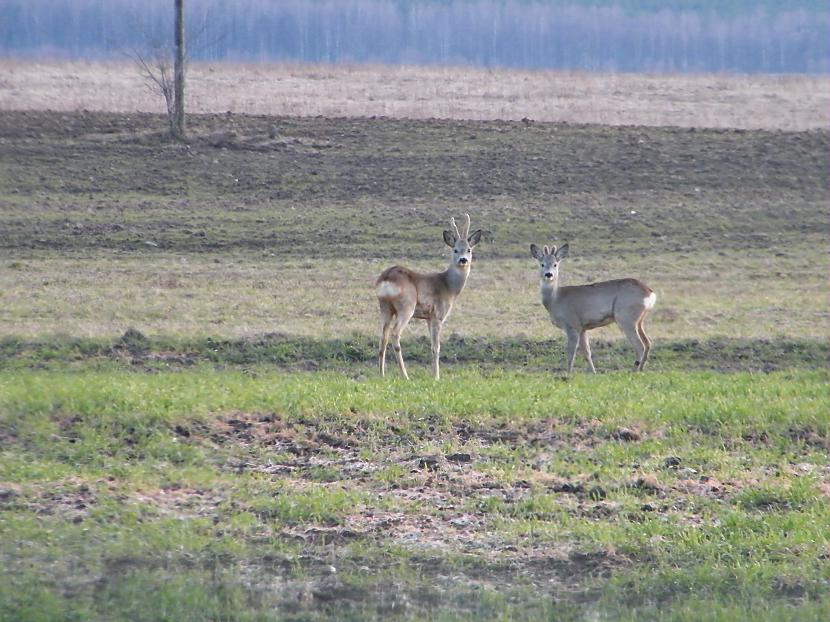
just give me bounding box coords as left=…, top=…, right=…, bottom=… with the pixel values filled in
left=530, top=243, right=569, bottom=284
left=443, top=213, right=483, bottom=270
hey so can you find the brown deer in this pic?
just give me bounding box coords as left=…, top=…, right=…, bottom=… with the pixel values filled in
left=530, top=243, right=656, bottom=373
left=376, top=214, right=482, bottom=380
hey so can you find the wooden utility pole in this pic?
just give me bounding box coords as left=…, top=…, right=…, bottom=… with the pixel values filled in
left=173, top=0, right=186, bottom=139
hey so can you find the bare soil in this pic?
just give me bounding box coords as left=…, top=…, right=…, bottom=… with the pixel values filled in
left=1, top=109, right=826, bottom=257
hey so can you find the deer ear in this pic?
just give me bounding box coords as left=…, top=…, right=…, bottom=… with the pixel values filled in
left=543, top=245, right=551, bottom=257
left=467, top=229, right=482, bottom=247
left=443, top=230, right=457, bottom=247
left=530, top=244, right=543, bottom=259
left=555, top=244, right=569, bottom=260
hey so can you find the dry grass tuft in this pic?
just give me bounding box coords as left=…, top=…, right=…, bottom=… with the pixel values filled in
left=1, top=59, right=828, bottom=130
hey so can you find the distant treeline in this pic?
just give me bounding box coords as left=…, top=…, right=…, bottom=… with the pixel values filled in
left=2, top=0, right=828, bottom=73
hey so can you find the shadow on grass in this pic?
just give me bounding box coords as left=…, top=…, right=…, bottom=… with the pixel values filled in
left=0, top=543, right=608, bottom=622
left=1, top=332, right=827, bottom=373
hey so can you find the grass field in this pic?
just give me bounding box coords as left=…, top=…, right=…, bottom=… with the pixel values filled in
left=0, top=64, right=829, bottom=620
left=1, top=59, right=829, bottom=130
left=1, top=369, right=829, bottom=621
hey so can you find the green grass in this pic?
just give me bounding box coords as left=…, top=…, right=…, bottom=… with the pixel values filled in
left=0, top=109, right=827, bottom=619
left=1, top=368, right=828, bottom=620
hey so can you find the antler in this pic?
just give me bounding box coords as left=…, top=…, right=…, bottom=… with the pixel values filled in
left=449, top=216, right=462, bottom=240
left=449, top=213, right=471, bottom=240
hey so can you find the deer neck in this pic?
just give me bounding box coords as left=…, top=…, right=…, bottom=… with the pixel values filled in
left=540, top=276, right=560, bottom=307
left=442, top=262, right=470, bottom=297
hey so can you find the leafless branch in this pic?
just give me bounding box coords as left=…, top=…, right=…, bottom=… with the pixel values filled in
left=128, top=46, right=176, bottom=136
left=116, top=7, right=227, bottom=139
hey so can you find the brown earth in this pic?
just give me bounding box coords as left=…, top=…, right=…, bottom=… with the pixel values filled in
left=1, top=108, right=827, bottom=259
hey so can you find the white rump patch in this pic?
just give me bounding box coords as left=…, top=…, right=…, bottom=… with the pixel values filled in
left=376, top=281, right=401, bottom=298
left=644, top=291, right=657, bottom=309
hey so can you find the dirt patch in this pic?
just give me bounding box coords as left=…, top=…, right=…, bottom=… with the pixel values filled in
left=788, top=426, right=830, bottom=450
left=26, top=479, right=100, bottom=523
left=0, top=425, right=17, bottom=446
left=204, top=412, right=361, bottom=458
left=0, top=483, right=23, bottom=503
left=612, top=427, right=642, bottom=442
left=187, top=410, right=776, bottom=561
left=674, top=476, right=734, bottom=500
left=129, top=485, right=227, bottom=521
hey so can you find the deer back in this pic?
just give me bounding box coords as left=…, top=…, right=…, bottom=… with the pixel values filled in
left=546, top=279, right=653, bottom=330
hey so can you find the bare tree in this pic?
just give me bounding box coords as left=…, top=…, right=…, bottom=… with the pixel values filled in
left=131, top=0, right=186, bottom=140
left=133, top=44, right=177, bottom=138
left=173, top=0, right=185, bottom=139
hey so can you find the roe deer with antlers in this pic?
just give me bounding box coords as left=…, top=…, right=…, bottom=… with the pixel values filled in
left=530, top=243, right=656, bottom=373
left=376, top=214, right=482, bottom=380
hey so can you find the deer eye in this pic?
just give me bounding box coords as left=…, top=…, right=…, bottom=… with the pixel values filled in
left=454, top=249, right=458, bottom=253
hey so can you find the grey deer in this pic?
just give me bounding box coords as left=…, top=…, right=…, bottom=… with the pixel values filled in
left=376, top=214, right=482, bottom=380
left=530, top=243, right=657, bottom=373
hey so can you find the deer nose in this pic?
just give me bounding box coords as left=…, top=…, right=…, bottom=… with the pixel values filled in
left=544, top=272, right=553, bottom=278
left=458, top=257, right=468, bottom=265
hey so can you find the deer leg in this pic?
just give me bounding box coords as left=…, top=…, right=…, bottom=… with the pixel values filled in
left=392, top=334, right=409, bottom=380
left=391, top=307, right=415, bottom=380
left=637, top=316, right=652, bottom=371
left=578, top=331, right=596, bottom=373
left=378, top=306, right=393, bottom=377
left=619, top=319, right=646, bottom=372
left=391, top=331, right=408, bottom=380
left=428, top=318, right=443, bottom=381
left=565, top=328, right=580, bottom=374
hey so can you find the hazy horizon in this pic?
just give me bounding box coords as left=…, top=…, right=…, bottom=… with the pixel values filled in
left=1, top=0, right=829, bottom=74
